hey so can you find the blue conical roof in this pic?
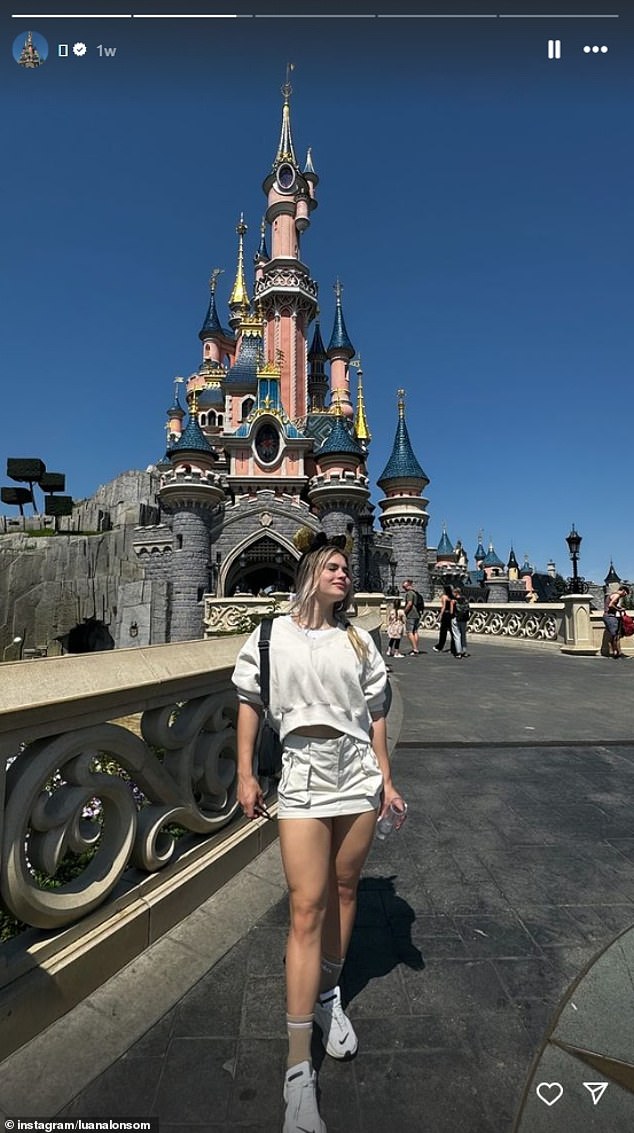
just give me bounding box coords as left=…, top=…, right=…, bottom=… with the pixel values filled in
left=605, top=561, right=621, bottom=584
left=327, top=282, right=355, bottom=358
left=314, top=415, right=363, bottom=458
left=507, top=546, right=520, bottom=571
left=226, top=333, right=262, bottom=385
left=167, top=396, right=184, bottom=418
left=255, top=221, right=269, bottom=262
left=474, top=539, right=486, bottom=562
left=378, top=401, right=428, bottom=486
left=199, top=288, right=230, bottom=340
left=308, top=320, right=327, bottom=362
left=483, top=543, right=504, bottom=568
left=437, top=529, right=454, bottom=556
left=169, top=414, right=215, bottom=456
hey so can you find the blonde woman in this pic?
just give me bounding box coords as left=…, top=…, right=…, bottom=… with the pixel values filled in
left=233, top=534, right=403, bottom=1133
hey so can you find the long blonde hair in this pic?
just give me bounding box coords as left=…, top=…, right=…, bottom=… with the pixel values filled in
left=289, top=543, right=369, bottom=661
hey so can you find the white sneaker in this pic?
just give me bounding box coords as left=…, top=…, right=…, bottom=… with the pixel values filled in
left=283, top=1061, right=326, bottom=1133
left=314, top=986, right=358, bottom=1060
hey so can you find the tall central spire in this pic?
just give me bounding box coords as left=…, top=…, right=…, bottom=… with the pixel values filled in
left=274, top=63, right=297, bottom=168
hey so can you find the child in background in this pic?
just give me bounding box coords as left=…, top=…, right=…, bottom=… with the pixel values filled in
left=386, top=600, right=406, bottom=657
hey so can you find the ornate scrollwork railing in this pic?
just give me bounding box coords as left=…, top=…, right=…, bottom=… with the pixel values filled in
left=1, top=689, right=239, bottom=930
left=420, top=604, right=561, bottom=642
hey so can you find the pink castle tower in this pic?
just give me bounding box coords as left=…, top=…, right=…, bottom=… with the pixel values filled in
left=255, top=68, right=319, bottom=421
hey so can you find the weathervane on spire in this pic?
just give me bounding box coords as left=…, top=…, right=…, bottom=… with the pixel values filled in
left=282, top=62, right=295, bottom=100
left=397, top=388, right=406, bottom=417
left=334, top=278, right=343, bottom=303
left=209, top=268, right=224, bottom=294
left=173, top=376, right=184, bottom=401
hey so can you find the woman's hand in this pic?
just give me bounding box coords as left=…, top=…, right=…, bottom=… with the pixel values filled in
left=378, top=783, right=405, bottom=821
left=238, top=773, right=266, bottom=819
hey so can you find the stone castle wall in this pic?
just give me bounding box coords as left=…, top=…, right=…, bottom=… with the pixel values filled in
left=0, top=470, right=164, bottom=656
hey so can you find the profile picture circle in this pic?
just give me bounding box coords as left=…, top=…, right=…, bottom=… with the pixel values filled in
left=13, top=30, right=48, bottom=68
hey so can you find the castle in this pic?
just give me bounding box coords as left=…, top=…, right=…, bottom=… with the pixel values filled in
left=4, top=81, right=612, bottom=658
left=133, top=76, right=432, bottom=643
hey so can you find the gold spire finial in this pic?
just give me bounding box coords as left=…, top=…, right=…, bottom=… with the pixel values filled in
left=190, top=390, right=199, bottom=415
left=397, top=388, right=406, bottom=418
left=350, top=357, right=371, bottom=442
left=334, top=278, right=343, bottom=303
left=229, top=213, right=250, bottom=311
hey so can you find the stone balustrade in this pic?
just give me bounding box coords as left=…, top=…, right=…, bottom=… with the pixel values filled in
left=0, top=636, right=246, bottom=933
left=419, top=602, right=564, bottom=643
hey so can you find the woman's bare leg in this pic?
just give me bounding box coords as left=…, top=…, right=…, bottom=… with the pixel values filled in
left=321, top=810, right=377, bottom=962
left=278, top=816, right=332, bottom=1016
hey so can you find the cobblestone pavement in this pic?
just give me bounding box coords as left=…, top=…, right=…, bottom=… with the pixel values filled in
left=3, top=638, right=634, bottom=1132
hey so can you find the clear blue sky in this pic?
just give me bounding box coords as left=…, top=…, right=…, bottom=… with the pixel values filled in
left=1, top=2, right=631, bottom=584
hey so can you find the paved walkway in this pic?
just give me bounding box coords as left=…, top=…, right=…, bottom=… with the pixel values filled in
left=1, top=632, right=634, bottom=1131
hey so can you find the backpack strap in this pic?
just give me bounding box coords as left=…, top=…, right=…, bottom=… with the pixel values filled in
left=258, top=617, right=273, bottom=711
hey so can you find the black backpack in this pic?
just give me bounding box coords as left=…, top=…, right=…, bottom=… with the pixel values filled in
left=455, top=595, right=470, bottom=621
left=412, top=590, right=425, bottom=614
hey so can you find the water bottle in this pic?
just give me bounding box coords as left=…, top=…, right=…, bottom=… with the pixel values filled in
left=376, top=800, right=408, bottom=840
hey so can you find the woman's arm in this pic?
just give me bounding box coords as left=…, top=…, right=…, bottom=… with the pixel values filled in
left=370, top=712, right=404, bottom=818
left=236, top=700, right=265, bottom=818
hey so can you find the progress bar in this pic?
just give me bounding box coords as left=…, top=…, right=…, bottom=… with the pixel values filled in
left=10, top=11, right=622, bottom=17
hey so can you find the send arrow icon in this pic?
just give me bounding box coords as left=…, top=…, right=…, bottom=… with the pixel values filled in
left=583, top=1082, right=609, bottom=1105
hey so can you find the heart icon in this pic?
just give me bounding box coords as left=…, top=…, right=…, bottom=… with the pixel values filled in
left=536, top=1082, right=564, bottom=1106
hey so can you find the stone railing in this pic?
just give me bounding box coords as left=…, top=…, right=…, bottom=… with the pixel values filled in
left=419, top=602, right=564, bottom=643
left=0, top=637, right=245, bottom=932
left=0, top=611, right=385, bottom=935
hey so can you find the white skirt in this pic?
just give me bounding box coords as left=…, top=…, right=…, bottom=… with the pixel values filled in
left=277, top=732, right=383, bottom=819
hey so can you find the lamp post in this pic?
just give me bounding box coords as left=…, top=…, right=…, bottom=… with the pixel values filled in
left=388, top=558, right=398, bottom=596
left=3, top=636, right=22, bottom=662
left=565, top=525, right=584, bottom=594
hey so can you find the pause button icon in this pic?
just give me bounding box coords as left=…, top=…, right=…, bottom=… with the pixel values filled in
left=548, top=39, right=562, bottom=59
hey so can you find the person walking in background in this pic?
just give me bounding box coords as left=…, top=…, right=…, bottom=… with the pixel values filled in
left=233, top=534, right=404, bottom=1133
left=451, top=587, right=471, bottom=658
left=603, top=584, right=630, bottom=659
left=402, top=578, right=422, bottom=655
left=386, top=599, right=406, bottom=657
left=433, top=584, right=457, bottom=656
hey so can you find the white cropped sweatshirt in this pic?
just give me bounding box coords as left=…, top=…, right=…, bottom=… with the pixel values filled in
left=231, top=615, right=387, bottom=744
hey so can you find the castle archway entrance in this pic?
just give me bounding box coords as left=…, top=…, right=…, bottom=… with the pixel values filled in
left=225, top=535, right=298, bottom=597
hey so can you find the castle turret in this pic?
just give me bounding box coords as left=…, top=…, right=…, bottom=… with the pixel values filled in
left=166, top=380, right=185, bottom=444
left=327, top=280, right=355, bottom=419
left=199, top=269, right=233, bottom=367
left=308, top=403, right=370, bottom=589
left=507, top=546, right=520, bottom=581
left=605, top=561, right=621, bottom=587
left=377, top=389, right=431, bottom=599
left=159, top=398, right=226, bottom=641
left=307, top=318, right=328, bottom=411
